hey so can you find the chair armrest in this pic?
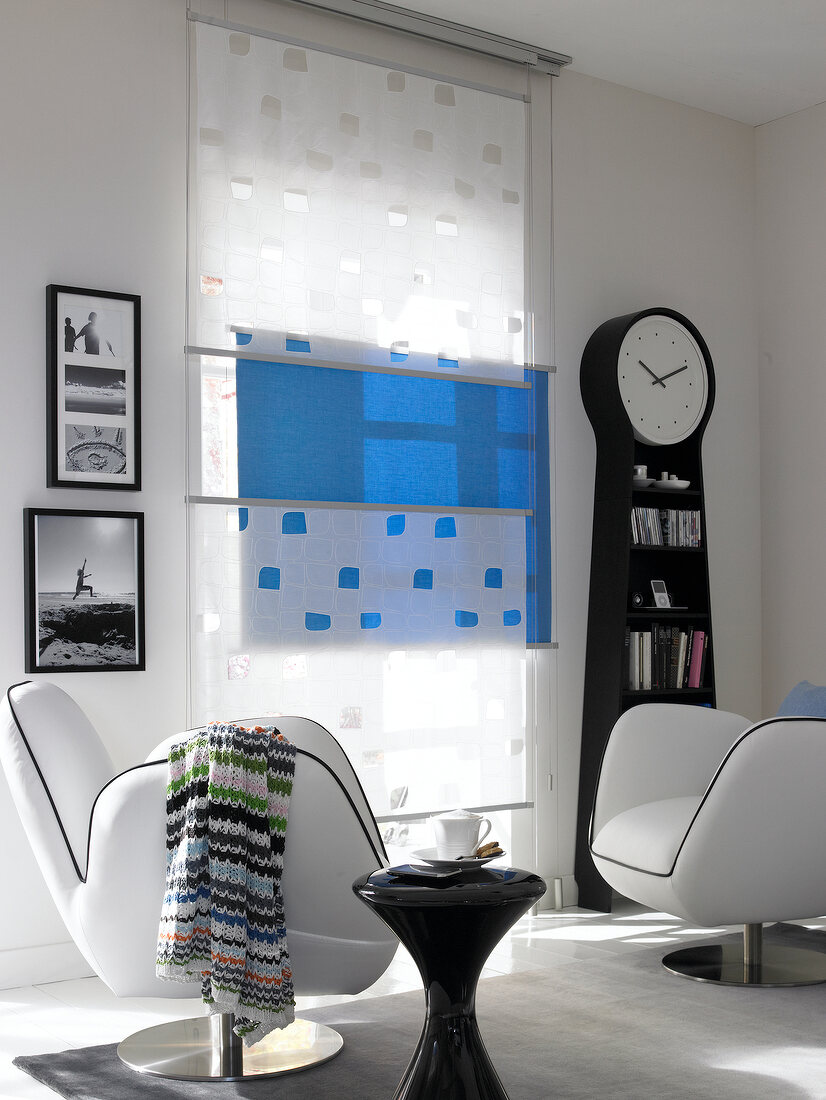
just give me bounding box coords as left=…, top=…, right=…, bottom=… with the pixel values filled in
left=79, top=760, right=200, bottom=999
left=674, top=715, right=826, bottom=924
left=591, top=703, right=750, bottom=838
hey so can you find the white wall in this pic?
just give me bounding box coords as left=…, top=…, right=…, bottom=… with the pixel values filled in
left=756, top=103, right=826, bottom=713
left=0, top=3, right=767, bottom=981
left=551, top=71, right=763, bottom=888
left=0, top=0, right=188, bottom=986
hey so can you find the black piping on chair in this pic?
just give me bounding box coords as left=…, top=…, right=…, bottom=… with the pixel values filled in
left=5, top=682, right=387, bottom=886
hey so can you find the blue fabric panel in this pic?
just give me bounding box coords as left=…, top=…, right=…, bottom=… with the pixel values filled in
left=237, top=359, right=534, bottom=512
left=503, top=610, right=521, bottom=626
left=364, top=373, right=456, bottom=425
left=258, top=567, right=281, bottom=590
left=386, top=514, right=405, bottom=536
left=413, top=568, right=434, bottom=589
left=485, top=568, right=503, bottom=589
left=527, top=370, right=552, bottom=645
left=360, top=612, right=381, bottom=629
left=434, top=517, right=456, bottom=539
left=364, top=439, right=457, bottom=505
left=776, top=681, right=826, bottom=717
left=338, top=567, right=359, bottom=589
left=235, top=355, right=553, bottom=642
left=305, top=612, right=331, bottom=631
left=238, top=362, right=365, bottom=503
left=282, top=511, right=307, bottom=534
left=455, top=610, right=478, bottom=628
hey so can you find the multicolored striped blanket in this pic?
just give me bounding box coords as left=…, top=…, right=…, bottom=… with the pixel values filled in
left=156, top=722, right=296, bottom=1044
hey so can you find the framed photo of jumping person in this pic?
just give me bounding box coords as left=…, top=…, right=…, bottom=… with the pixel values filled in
left=24, top=508, right=145, bottom=673
left=46, top=285, right=141, bottom=490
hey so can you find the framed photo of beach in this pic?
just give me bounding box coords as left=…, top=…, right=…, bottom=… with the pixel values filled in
left=46, top=285, right=141, bottom=490
left=24, top=508, right=145, bottom=673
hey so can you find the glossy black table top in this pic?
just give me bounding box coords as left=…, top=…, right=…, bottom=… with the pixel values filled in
left=354, top=866, right=546, bottom=907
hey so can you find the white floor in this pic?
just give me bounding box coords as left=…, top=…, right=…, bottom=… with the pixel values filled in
left=3, top=902, right=825, bottom=1098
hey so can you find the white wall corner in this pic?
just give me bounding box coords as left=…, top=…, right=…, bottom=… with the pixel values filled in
left=0, top=941, right=94, bottom=992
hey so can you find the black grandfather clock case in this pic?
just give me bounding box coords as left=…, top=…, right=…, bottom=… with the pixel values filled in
left=574, top=307, right=717, bottom=912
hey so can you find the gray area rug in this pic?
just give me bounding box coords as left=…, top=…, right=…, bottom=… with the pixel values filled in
left=14, top=923, right=826, bottom=1099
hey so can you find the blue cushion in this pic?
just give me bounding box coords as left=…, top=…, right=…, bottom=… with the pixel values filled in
left=776, top=681, right=826, bottom=718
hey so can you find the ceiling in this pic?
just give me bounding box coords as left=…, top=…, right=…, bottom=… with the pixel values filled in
left=391, top=0, right=826, bottom=126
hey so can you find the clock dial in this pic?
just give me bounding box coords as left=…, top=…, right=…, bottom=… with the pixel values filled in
left=616, top=316, right=708, bottom=445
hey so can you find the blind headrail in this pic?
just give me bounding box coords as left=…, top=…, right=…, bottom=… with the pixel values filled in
left=190, top=3, right=572, bottom=75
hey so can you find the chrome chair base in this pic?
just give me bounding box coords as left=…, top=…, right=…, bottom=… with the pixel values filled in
left=117, top=1013, right=343, bottom=1081
left=663, top=924, right=826, bottom=986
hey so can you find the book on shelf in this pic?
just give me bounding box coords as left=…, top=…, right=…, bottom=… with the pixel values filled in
left=626, top=624, right=708, bottom=692
left=630, top=507, right=702, bottom=548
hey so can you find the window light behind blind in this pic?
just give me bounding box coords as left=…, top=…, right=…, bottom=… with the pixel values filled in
left=188, top=14, right=552, bottom=819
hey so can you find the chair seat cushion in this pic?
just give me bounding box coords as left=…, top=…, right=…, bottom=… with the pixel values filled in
left=591, top=795, right=703, bottom=875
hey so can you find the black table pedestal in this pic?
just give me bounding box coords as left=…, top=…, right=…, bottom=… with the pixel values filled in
left=354, top=867, right=546, bottom=1100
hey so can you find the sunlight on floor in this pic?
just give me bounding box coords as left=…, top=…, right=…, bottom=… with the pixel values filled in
left=711, top=1045, right=826, bottom=1097
left=514, top=922, right=679, bottom=942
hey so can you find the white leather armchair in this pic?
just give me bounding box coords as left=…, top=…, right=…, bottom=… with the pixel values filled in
left=590, top=702, right=826, bottom=986
left=0, top=680, right=397, bottom=1079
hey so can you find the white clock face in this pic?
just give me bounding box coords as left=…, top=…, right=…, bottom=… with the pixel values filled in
left=617, top=316, right=708, bottom=445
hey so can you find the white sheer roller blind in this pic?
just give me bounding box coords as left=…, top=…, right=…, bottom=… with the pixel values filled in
left=187, top=8, right=553, bottom=820
left=192, top=18, right=528, bottom=380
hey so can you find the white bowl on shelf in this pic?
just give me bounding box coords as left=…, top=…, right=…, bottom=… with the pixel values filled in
left=632, top=477, right=655, bottom=488
left=653, top=478, right=690, bottom=491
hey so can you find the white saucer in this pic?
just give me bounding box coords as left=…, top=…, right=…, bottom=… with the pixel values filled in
left=652, top=479, right=690, bottom=491
left=632, top=477, right=655, bottom=488
left=408, top=847, right=502, bottom=871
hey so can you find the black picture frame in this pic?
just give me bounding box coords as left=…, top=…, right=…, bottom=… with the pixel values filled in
left=46, top=285, right=141, bottom=490
left=24, top=508, right=145, bottom=673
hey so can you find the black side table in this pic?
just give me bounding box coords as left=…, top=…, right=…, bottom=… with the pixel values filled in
left=353, top=866, right=546, bottom=1100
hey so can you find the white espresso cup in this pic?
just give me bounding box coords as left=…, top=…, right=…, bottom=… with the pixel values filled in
left=430, top=809, right=492, bottom=860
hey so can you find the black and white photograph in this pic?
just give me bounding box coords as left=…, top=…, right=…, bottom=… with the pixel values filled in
left=24, top=508, right=145, bottom=673
left=64, top=364, right=127, bottom=416
left=47, top=284, right=141, bottom=490
left=64, top=425, right=128, bottom=475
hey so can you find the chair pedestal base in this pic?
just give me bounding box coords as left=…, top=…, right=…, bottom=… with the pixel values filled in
left=663, top=940, right=826, bottom=987
left=117, top=1013, right=343, bottom=1081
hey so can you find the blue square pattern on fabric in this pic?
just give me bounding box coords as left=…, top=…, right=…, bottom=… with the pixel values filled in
left=485, top=568, right=503, bottom=589
left=455, top=610, right=479, bottom=628
left=282, top=511, right=307, bottom=534
left=386, top=514, right=406, bottom=536
left=338, top=567, right=360, bottom=589
left=360, top=613, right=382, bottom=629
left=776, top=681, right=826, bottom=717
left=258, top=567, right=281, bottom=590
left=413, top=569, right=434, bottom=589
left=305, top=612, right=331, bottom=631
left=435, top=517, right=456, bottom=539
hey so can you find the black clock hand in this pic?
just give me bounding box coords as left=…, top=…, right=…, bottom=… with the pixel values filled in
left=638, top=360, right=666, bottom=388
left=653, top=364, right=689, bottom=384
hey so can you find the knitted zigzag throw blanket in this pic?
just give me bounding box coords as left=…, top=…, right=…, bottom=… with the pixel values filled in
left=156, top=722, right=296, bottom=1045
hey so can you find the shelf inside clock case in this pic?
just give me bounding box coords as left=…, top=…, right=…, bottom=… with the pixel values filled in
left=622, top=687, right=713, bottom=700
left=632, top=486, right=701, bottom=499
left=626, top=610, right=709, bottom=621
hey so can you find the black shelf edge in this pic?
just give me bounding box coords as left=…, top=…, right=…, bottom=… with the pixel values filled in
left=622, top=687, right=713, bottom=697
left=630, top=544, right=704, bottom=552
left=626, top=610, right=709, bottom=620
left=632, top=488, right=701, bottom=498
